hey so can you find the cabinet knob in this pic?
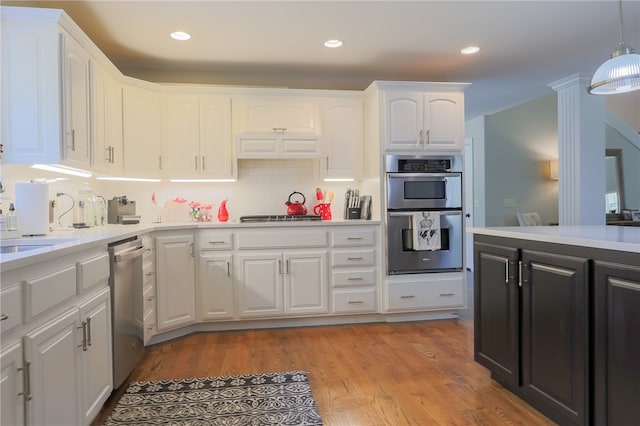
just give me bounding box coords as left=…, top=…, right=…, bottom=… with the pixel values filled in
left=0, top=313, right=8, bottom=321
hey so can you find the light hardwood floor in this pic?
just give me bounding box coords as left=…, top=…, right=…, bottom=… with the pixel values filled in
left=95, top=318, right=555, bottom=425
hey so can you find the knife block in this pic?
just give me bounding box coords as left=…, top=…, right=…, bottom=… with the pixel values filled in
left=347, top=207, right=361, bottom=219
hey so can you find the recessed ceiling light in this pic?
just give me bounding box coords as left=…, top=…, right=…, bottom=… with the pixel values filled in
left=171, top=31, right=191, bottom=41
left=324, top=39, right=343, bottom=48
left=461, top=46, right=480, bottom=55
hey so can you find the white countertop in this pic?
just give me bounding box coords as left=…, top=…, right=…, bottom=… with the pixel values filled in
left=468, top=225, right=640, bottom=254
left=0, top=219, right=380, bottom=271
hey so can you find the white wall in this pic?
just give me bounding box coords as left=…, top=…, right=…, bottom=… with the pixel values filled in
left=0, top=161, right=366, bottom=229
left=466, top=93, right=559, bottom=227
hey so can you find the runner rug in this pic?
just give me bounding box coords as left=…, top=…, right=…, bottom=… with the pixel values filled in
left=103, top=371, right=323, bottom=425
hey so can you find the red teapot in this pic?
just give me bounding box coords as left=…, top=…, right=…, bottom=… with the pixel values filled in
left=285, top=191, right=308, bottom=216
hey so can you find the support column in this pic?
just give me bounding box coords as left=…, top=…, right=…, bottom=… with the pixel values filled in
left=549, top=73, right=606, bottom=225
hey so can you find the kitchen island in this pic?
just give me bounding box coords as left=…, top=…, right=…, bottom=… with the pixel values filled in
left=469, top=225, right=639, bottom=426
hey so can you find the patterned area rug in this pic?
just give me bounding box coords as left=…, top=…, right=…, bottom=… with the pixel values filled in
left=104, top=371, right=323, bottom=425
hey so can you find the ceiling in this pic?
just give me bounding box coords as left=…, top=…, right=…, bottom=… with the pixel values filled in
left=2, top=0, right=640, bottom=120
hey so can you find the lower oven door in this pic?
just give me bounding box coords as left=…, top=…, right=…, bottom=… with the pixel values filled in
left=386, top=210, right=463, bottom=274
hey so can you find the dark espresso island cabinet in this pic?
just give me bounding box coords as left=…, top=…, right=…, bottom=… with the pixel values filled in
left=472, top=232, right=640, bottom=426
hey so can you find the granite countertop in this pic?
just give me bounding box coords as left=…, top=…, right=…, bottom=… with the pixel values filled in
left=468, top=225, right=640, bottom=254
left=0, top=219, right=380, bottom=271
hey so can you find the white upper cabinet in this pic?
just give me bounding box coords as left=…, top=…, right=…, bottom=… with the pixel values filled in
left=383, top=86, right=466, bottom=152
left=163, top=93, right=234, bottom=179
left=319, top=97, right=364, bottom=180
left=1, top=11, right=91, bottom=168
left=91, top=62, right=123, bottom=173
left=233, top=96, right=321, bottom=134
left=233, top=95, right=323, bottom=159
left=122, top=83, right=162, bottom=177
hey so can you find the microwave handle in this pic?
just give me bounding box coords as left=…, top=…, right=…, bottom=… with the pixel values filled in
left=387, top=173, right=455, bottom=179
left=388, top=211, right=462, bottom=217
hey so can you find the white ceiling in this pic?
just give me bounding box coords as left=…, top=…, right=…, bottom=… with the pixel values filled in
left=3, top=0, right=640, bottom=119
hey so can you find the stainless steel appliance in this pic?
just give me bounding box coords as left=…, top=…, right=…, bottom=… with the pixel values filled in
left=385, top=154, right=463, bottom=274
left=108, top=196, right=141, bottom=224
left=108, top=237, right=145, bottom=388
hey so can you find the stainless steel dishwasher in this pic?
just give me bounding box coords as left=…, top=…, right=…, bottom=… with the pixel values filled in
left=109, top=236, right=145, bottom=388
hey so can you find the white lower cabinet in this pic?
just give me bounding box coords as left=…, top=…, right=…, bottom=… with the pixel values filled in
left=24, top=308, right=82, bottom=425
left=236, top=251, right=328, bottom=318
left=384, top=272, right=465, bottom=312
left=198, top=253, right=235, bottom=320
left=22, top=286, right=112, bottom=426
left=1, top=340, right=24, bottom=426
left=155, top=233, right=196, bottom=331
left=78, top=287, right=112, bottom=425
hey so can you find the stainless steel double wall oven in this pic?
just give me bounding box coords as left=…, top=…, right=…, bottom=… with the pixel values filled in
left=385, top=154, right=463, bottom=274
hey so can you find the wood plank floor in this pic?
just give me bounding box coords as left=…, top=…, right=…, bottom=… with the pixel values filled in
left=94, top=319, right=555, bottom=425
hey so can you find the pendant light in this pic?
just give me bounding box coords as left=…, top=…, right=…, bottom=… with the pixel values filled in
left=588, top=0, right=640, bottom=95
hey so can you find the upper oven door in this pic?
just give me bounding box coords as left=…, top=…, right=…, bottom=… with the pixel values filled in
left=386, top=172, right=462, bottom=210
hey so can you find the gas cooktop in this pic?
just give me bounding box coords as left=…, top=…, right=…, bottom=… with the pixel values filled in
left=239, top=215, right=322, bottom=223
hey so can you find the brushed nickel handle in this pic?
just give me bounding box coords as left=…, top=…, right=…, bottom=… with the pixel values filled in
left=347, top=237, right=363, bottom=240
left=347, top=257, right=363, bottom=260
left=18, top=362, right=32, bottom=401
left=347, top=277, right=363, bottom=281
left=195, top=156, right=198, bottom=170
left=278, top=259, right=283, bottom=275
left=77, top=321, right=88, bottom=351
left=348, top=300, right=364, bottom=304
left=417, top=130, right=423, bottom=145
left=439, top=293, right=454, bottom=297
left=518, top=261, right=523, bottom=287
left=86, top=317, right=92, bottom=347
left=208, top=241, right=227, bottom=245
left=400, top=295, right=415, bottom=299
left=202, top=155, right=205, bottom=170
left=227, top=261, right=230, bottom=277
left=0, top=314, right=8, bottom=321
left=505, top=261, right=509, bottom=284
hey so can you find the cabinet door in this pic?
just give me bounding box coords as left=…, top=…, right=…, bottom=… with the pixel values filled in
left=63, top=32, right=92, bottom=168
left=473, top=241, right=520, bottom=387
left=284, top=251, right=328, bottom=315
left=24, top=308, right=82, bottom=426
left=234, top=97, right=320, bottom=134
left=200, top=95, right=234, bottom=178
left=163, top=94, right=200, bottom=177
left=1, top=21, right=63, bottom=164
left=237, top=253, right=283, bottom=318
left=594, top=260, right=640, bottom=426
left=92, top=62, right=123, bottom=172
left=320, top=99, right=363, bottom=180
left=384, top=92, right=423, bottom=152
left=198, top=253, right=235, bottom=320
left=1, top=341, right=24, bottom=426
left=521, top=250, right=589, bottom=426
left=155, top=234, right=196, bottom=331
left=123, top=85, right=162, bottom=177
left=423, top=92, right=464, bottom=150
left=78, top=287, right=113, bottom=425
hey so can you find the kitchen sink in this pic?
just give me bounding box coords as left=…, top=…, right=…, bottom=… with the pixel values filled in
left=0, top=238, right=77, bottom=254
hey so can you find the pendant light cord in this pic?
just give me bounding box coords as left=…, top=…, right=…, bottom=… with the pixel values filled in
left=617, top=0, right=624, bottom=46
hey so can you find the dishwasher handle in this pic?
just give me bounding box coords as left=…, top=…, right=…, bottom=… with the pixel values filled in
left=114, top=246, right=145, bottom=262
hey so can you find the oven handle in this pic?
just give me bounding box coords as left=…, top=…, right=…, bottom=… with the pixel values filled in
left=387, top=173, right=457, bottom=179
left=388, top=211, right=462, bottom=217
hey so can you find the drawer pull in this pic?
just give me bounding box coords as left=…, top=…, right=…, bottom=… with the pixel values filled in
left=348, top=300, right=364, bottom=304
left=208, top=241, right=227, bottom=245
left=347, top=277, right=363, bottom=281
left=439, top=293, right=455, bottom=297
left=400, top=295, right=415, bottom=299
left=0, top=313, right=8, bottom=321
left=347, top=237, right=363, bottom=240
left=347, top=257, right=363, bottom=260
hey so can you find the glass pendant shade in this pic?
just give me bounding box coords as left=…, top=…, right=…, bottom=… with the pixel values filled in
left=589, top=45, right=640, bottom=94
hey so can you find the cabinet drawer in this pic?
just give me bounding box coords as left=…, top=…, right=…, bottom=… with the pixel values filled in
left=333, top=289, right=376, bottom=313
left=332, top=249, right=375, bottom=266
left=386, top=280, right=464, bottom=312
left=198, top=230, right=233, bottom=250
left=77, top=253, right=110, bottom=292
left=0, top=284, right=22, bottom=333
left=332, top=270, right=376, bottom=287
left=26, top=264, right=77, bottom=319
left=237, top=230, right=327, bottom=249
left=332, top=229, right=375, bottom=247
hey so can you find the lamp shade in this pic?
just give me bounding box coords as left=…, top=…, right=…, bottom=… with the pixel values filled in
left=589, top=48, right=640, bottom=94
